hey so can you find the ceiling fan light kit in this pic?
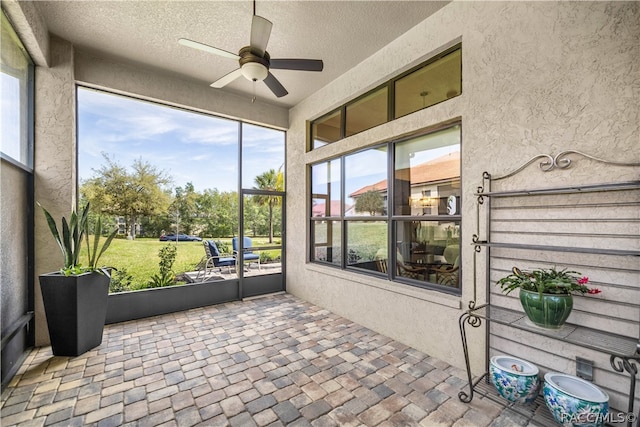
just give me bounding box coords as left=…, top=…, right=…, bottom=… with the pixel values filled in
left=241, top=61, right=268, bottom=82
left=178, top=2, right=323, bottom=98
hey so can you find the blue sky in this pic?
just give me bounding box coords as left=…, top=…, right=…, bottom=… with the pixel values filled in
left=313, top=126, right=460, bottom=204
left=1, top=73, right=23, bottom=162
left=77, top=87, right=284, bottom=194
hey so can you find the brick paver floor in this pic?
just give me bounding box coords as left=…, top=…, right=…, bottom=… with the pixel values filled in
left=1, top=293, right=530, bottom=426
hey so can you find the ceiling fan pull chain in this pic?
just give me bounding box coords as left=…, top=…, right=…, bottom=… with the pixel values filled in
left=252, top=80, right=256, bottom=103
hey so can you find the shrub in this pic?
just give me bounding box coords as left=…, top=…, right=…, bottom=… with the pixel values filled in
left=109, top=268, right=133, bottom=293
left=147, top=245, right=177, bottom=288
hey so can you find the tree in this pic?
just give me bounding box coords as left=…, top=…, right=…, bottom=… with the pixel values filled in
left=254, top=168, right=283, bottom=243
left=197, top=189, right=238, bottom=237
left=355, top=190, right=385, bottom=216
left=170, top=182, right=199, bottom=235
left=243, top=196, right=266, bottom=237
left=81, top=154, right=172, bottom=238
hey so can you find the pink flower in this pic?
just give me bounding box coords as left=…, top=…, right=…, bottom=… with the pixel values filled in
left=588, top=288, right=601, bottom=294
left=578, top=276, right=589, bottom=284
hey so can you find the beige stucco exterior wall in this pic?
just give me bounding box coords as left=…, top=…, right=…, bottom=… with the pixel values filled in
left=286, top=1, right=639, bottom=410
left=33, top=36, right=77, bottom=345
left=74, top=50, right=288, bottom=130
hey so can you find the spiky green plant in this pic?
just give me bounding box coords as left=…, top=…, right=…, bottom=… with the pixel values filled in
left=39, top=202, right=117, bottom=276
left=86, top=215, right=118, bottom=272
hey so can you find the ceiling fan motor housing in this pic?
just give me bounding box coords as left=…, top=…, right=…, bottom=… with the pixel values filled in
left=239, top=46, right=269, bottom=81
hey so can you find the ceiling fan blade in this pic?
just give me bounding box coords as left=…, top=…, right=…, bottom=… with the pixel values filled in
left=264, top=72, right=288, bottom=98
left=270, top=59, right=324, bottom=72
left=210, top=68, right=243, bottom=88
left=250, top=15, right=273, bottom=57
left=179, top=38, right=239, bottom=60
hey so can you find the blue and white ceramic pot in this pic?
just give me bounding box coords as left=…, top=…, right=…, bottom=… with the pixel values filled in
left=489, top=355, right=541, bottom=404
left=543, top=373, right=609, bottom=427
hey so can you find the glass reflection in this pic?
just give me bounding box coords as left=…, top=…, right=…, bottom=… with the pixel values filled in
left=395, top=220, right=460, bottom=287
left=312, top=220, right=342, bottom=266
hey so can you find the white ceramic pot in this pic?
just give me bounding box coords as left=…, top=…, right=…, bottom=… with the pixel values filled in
left=543, top=373, right=609, bottom=427
left=489, top=355, right=540, bottom=404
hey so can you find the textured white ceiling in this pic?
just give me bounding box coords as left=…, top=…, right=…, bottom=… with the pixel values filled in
left=33, top=1, right=449, bottom=108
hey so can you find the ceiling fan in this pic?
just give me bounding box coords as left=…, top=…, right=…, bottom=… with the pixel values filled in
left=179, top=1, right=323, bottom=98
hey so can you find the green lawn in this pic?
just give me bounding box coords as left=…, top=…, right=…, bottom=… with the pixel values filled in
left=86, top=236, right=280, bottom=291
left=92, top=238, right=206, bottom=289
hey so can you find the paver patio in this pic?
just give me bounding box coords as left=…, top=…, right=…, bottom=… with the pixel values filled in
left=1, top=293, right=532, bottom=426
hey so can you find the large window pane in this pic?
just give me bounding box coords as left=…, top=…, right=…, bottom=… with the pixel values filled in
left=312, top=220, right=341, bottom=266
left=345, top=87, right=388, bottom=137
left=395, top=220, right=460, bottom=288
left=345, top=146, right=388, bottom=216
left=394, top=125, right=461, bottom=216
left=346, top=221, right=387, bottom=273
left=394, top=48, right=461, bottom=119
left=311, top=159, right=341, bottom=217
left=312, top=109, right=341, bottom=149
left=78, top=88, right=243, bottom=290
left=308, top=122, right=462, bottom=293
left=1, top=11, right=33, bottom=167
left=243, top=194, right=282, bottom=276
left=242, top=123, right=285, bottom=191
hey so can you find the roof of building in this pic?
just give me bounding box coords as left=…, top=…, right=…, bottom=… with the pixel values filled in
left=349, top=151, right=460, bottom=198
left=311, top=200, right=350, bottom=217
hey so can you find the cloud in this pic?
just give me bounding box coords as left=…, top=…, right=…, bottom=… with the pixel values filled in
left=77, top=87, right=284, bottom=193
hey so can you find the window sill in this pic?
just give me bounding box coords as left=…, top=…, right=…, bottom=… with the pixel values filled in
left=305, top=263, right=462, bottom=310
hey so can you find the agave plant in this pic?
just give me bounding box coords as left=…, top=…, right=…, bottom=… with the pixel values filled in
left=39, top=202, right=117, bottom=276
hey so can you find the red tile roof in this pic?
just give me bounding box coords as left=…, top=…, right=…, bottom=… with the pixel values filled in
left=349, top=151, right=460, bottom=197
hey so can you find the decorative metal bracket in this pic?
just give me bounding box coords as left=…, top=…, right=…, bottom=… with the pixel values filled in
left=458, top=305, right=487, bottom=403
left=491, top=150, right=640, bottom=181
left=610, top=355, right=640, bottom=427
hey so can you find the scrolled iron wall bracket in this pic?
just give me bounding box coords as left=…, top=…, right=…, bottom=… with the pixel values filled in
left=458, top=308, right=486, bottom=403
left=610, top=355, right=639, bottom=427
left=492, top=150, right=640, bottom=181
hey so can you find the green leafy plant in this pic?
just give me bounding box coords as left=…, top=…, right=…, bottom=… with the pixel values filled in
left=497, top=267, right=601, bottom=296
left=39, top=202, right=117, bottom=276
left=86, top=215, right=118, bottom=271
left=109, top=268, right=133, bottom=293
left=148, top=245, right=177, bottom=287
left=214, top=240, right=230, bottom=254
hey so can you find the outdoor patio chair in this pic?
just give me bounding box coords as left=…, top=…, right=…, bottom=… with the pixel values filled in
left=194, top=240, right=236, bottom=281
left=232, top=237, right=261, bottom=270
left=431, top=244, right=460, bottom=287
left=375, top=257, right=427, bottom=280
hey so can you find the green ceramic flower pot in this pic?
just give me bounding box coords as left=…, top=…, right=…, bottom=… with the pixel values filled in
left=519, top=289, right=573, bottom=329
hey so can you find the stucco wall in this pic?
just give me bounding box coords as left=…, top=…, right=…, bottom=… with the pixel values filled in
left=74, top=50, right=288, bottom=130
left=33, top=36, right=77, bottom=346
left=286, top=0, right=639, bottom=411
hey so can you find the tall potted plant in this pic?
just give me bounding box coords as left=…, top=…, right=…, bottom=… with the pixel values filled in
left=38, top=202, right=117, bottom=356
left=497, top=267, right=601, bottom=329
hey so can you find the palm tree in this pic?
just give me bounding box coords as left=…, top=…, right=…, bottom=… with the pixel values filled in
left=254, top=167, right=283, bottom=243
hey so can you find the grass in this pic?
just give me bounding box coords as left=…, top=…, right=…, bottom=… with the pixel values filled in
left=84, top=236, right=280, bottom=290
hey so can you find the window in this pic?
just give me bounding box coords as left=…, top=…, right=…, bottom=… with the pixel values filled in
left=309, top=124, right=461, bottom=292
left=395, top=125, right=461, bottom=287
left=311, top=159, right=341, bottom=265
left=78, top=87, right=285, bottom=292
left=345, top=87, right=388, bottom=137
left=311, top=109, right=341, bottom=150
left=1, top=10, right=34, bottom=168
left=394, top=49, right=462, bottom=119
left=309, top=45, right=461, bottom=150
left=344, top=147, right=387, bottom=272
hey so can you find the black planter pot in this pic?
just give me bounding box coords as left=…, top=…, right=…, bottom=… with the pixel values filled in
left=39, top=271, right=110, bottom=357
